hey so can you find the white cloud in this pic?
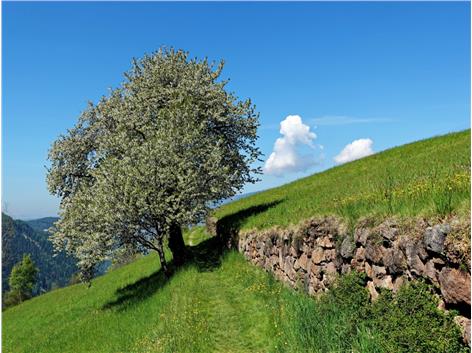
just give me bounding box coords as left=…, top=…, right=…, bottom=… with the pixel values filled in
left=264, top=115, right=320, bottom=176
left=334, top=138, right=374, bottom=164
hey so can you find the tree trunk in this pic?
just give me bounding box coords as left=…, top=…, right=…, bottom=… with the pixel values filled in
left=155, top=239, right=169, bottom=276
left=168, top=222, right=187, bottom=267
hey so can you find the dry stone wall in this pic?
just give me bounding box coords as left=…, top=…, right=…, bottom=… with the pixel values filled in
left=209, top=216, right=471, bottom=344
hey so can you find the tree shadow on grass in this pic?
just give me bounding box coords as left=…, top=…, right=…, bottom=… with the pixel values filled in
left=101, top=236, right=225, bottom=312
left=189, top=235, right=225, bottom=272
left=102, top=200, right=282, bottom=311
left=101, top=266, right=169, bottom=311
left=216, top=199, right=283, bottom=248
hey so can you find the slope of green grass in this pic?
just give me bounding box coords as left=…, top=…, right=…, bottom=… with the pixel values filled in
left=4, top=132, right=470, bottom=353
left=2, top=232, right=260, bottom=353
left=215, top=130, right=470, bottom=231
left=3, top=236, right=278, bottom=353
left=3, top=229, right=468, bottom=353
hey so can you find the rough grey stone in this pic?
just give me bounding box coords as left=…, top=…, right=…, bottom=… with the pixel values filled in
left=286, top=266, right=297, bottom=282
left=372, top=265, right=387, bottom=278
left=379, top=220, right=398, bottom=242
left=454, top=316, right=471, bottom=346
left=258, top=246, right=265, bottom=257
left=283, top=232, right=290, bottom=242
left=312, top=247, right=325, bottom=264
left=292, top=237, right=303, bottom=255
left=423, top=224, right=450, bottom=254
left=323, top=262, right=337, bottom=275
left=351, top=247, right=366, bottom=271
left=340, top=236, right=356, bottom=259
left=322, top=272, right=336, bottom=287
left=383, top=246, right=406, bottom=274
left=365, top=262, right=373, bottom=278
left=324, top=249, right=337, bottom=262
left=417, top=242, right=428, bottom=261
left=308, top=276, right=323, bottom=295
left=367, top=281, right=379, bottom=301
left=409, top=254, right=425, bottom=277
left=311, top=265, right=322, bottom=278
left=365, top=242, right=384, bottom=264
left=317, top=236, right=335, bottom=248
left=284, top=256, right=294, bottom=274
left=282, top=244, right=289, bottom=257
left=341, top=264, right=352, bottom=274
left=298, top=253, right=309, bottom=271
left=302, top=243, right=312, bottom=254
left=354, top=247, right=365, bottom=261
left=355, top=228, right=369, bottom=246
left=431, top=257, right=446, bottom=266
left=334, top=255, right=344, bottom=270
left=400, top=238, right=425, bottom=276
left=424, top=260, right=438, bottom=284
left=437, top=298, right=446, bottom=311
left=234, top=217, right=470, bottom=336
left=374, top=275, right=393, bottom=290
left=393, top=276, right=405, bottom=293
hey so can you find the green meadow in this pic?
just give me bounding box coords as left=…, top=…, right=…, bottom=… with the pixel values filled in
left=2, top=230, right=467, bottom=353
left=215, top=130, right=470, bottom=232
left=3, top=131, right=470, bottom=353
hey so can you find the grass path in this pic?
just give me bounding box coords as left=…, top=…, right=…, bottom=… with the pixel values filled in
left=3, top=233, right=281, bottom=353
left=131, top=235, right=279, bottom=353
left=142, top=258, right=274, bottom=353
left=185, top=226, right=209, bottom=247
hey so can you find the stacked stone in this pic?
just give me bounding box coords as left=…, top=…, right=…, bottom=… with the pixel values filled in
left=239, top=218, right=343, bottom=295
left=234, top=217, right=471, bottom=345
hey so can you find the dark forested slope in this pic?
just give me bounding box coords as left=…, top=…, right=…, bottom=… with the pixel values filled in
left=2, top=213, right=77, bottom=294
left=24, top=217, right=59, bottom=233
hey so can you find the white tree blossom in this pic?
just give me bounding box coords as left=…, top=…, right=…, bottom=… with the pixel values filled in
left=47, top=48, right=261, bottom=280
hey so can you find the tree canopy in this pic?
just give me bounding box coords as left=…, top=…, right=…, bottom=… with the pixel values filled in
left=47, top=48, right=261, bottom=279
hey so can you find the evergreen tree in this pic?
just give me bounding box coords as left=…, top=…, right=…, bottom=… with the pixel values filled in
left=5, top=254, right=38, bottom=306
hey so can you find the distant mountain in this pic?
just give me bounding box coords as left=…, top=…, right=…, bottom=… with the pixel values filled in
left=24, top=217, right=59, bottom=232
left=2, top=213, right=77, bottom=294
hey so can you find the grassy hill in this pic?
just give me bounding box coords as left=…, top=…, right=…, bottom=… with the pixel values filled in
left=2, top=233, right=285, bottom=353
left=215, top=130, right=470, bottom=231
left=3, top=131, right=470, bottom=353
left=3, top=230, right=467, bottom=353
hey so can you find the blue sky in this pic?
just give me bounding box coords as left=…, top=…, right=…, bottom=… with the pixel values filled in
left=3, top=2, right=470, bottom=219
